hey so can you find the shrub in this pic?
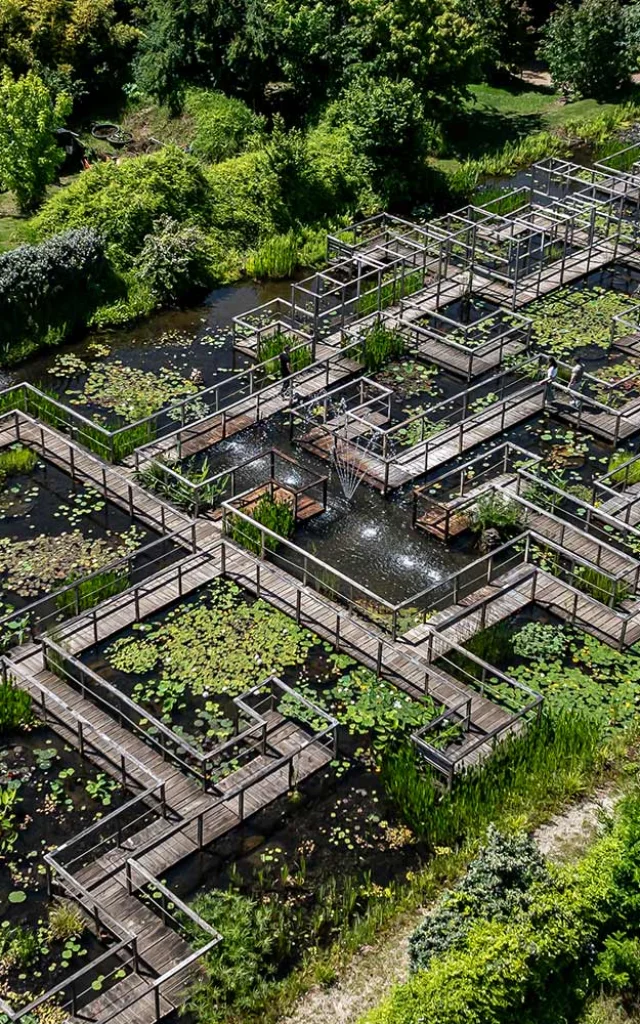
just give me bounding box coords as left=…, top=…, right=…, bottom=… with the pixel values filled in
left=0, top=69, right=71, bottom=212
left=327, top=76, right=434, bottom=205
left=33, top=146, right=212, bottom=261
left=409, top=826, right=550, bottom=972
left=0, top=229, right=111, bottom=364
left=539, top=0, right=635, bottom=101
left=185, top=89, right=265, bottom=163
left=138, top=216, right=216, bottom=304
left=363, top=790, right=640, bottom=1024
left=206, top=149, right=283, bottom=251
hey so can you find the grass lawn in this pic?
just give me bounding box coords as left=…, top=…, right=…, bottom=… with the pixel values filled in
left=0, top=192, right=30, bottom=252
left=438, top=80, right=640, bottom=167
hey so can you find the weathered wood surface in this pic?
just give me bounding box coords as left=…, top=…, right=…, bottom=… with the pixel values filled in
left=302, top=385, right=544, bottom=492
left=146, top=349, right=361, bottom=462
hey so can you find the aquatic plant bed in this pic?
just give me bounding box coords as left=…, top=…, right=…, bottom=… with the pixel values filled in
left=169, top=764, right=428, bottom=1017
left=517, top=266, right=640, bottom=363
left=79, top=578, right=444, bottom=766
left=0, top=723, right=133, bottom=1012
left=455, top=611, right=640, bottom=731
left=0, top=446, right=157, bottom=614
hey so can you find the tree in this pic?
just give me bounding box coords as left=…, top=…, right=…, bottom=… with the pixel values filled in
left=540, top=0, right=634, bottom=101
left=345, top=0, right=481, bottom=118
left=460, top=0, right=534, bottom=76
left=327, top=76, right=434, bottom=204
left=0, top=0, right=139, bottom=102
left=135, top=0, right=244, bottom=114
left=0, top=69, right=71, bottom=213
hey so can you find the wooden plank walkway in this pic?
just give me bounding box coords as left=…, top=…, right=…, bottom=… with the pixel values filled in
left=4, top=415, right=193, bottom=541
left=482, top=241, right=633, bottom=308
left=304, top=385, right=544, bottom=493
left=599, top=483, right=640, bottom=525
left=14, top=637, right=332, bottom=1024
left=145, top=349, right=362, bottom=462
left=553, top=395, right=640, bottom=441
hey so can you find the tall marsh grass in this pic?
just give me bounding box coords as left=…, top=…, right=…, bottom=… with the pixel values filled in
left=247, top=231, right=299, bottom=280
left=358, top=323, right=405, bottom=372
left=0, top=446, right=37, bottom=478
left=55, top=570, right=130, bottom=617
left=382, top=711, right=602, bottom=848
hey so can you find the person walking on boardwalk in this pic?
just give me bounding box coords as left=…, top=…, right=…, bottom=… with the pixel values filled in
left=280, top=344, right=293, bottom=397
left=569, top=357, right=584, bottom=410
left=543, top=356, right=558, bottom=406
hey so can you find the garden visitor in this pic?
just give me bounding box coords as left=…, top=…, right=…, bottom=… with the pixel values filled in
left=569, top=358, right=584, bottom=410
left=280, top=344, right=293, bottom=396
left=543, top=357, right=558, bottom=406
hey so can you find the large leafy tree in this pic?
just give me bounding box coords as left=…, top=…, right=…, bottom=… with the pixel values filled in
left=460, top=0, right=534, bottom=76
left=345, top=0, right=481, bottom=117
left=540, top=0, right=635, bottom=100
left=0, top=0, right=139, bottom=100
left=326, top=76, right=433, bottom=204
left=0, top=69, right=71, bottom=212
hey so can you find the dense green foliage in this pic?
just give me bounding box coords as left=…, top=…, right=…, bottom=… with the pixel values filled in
left=138, top=215, right=216, bottom=303
left=33, top=146, right=211, bottom=261
left=182, top=89, right=265, bottom=163
left=0, top=681, right=32, bottom=734
left=540, top=0, right=638, bottom=100
left=382, top=710, right=602, bottom=849
left=0, top=228, right=111, bottom=364
left=358, top=324, right=405, bottom=373
left=409, top=827, right=550, bottom=972
left=363, top=787, right=640, bottom=1024
left=228, top=494, right=296, bottom=555
left=0, top=69, right=71, bottom=212
left=0, top=0, right=139, bottom=102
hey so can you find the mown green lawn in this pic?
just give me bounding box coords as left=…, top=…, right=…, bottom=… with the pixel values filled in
left=0, top=193, right=29, bottom=251
left=439, top=81, right=640, bottom=166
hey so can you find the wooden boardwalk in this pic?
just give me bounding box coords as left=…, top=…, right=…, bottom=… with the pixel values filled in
left=2, top=413, right=193, bottom=541
left=144, top=348, right=362, bottom=463
left=5, top=202, right=639, bottom=1023
left=304, top=384, right=545, bottom=493
left=14, top=636, right=333, bottom=1024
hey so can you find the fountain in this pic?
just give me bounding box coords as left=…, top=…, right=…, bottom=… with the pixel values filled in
left=329, top=398, right=380, bottom=501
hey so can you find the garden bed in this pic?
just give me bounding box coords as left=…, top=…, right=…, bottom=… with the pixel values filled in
left=0, top=446, right=157, bottom=616
left=0, top=721, right=134, bottom=1013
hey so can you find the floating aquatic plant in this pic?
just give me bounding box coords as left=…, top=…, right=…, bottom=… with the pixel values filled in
left=66, top=361, right=199, bottom=422
left=0, top=527, right=143, bottom=598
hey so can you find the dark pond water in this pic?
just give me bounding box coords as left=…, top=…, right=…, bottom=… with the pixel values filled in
left=0, top=279, right=293, bottom=425
left=82, top=582, right=351, bottom=757
left=160, top=762, right=428, bottom=980
left=0, top=453, right=160, bottom=612
left=0, top=724, right=134, bottom=1009
left=178, top=414, right=477, bottom=602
